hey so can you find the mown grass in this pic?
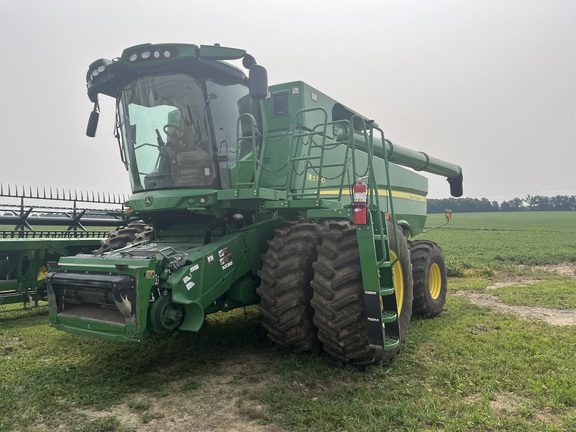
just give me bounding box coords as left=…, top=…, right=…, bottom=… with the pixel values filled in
left=1, top=212, right=576, bottom=431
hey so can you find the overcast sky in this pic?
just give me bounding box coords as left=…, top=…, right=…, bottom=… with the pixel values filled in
left=1, top=0, right=574, bottom=202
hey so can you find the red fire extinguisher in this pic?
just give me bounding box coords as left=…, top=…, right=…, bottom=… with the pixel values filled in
left=353, top=177, right=368, bottom=225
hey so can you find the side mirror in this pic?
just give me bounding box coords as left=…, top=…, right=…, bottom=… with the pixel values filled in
left=249, top=64, right=268, bottom=100
left=86, top=110, right=99, bottom=137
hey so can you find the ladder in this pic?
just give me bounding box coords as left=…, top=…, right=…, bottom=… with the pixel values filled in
left=351, top=120, right=402, bottom=352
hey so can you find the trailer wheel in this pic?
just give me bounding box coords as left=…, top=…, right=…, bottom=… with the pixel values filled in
left=409, top=240, right=447, bottom=317
left=97, top=221, right=153, bottom=254
left=310, top=220, right=413, bottom=364
left=257, top=221, right=325, bottom=352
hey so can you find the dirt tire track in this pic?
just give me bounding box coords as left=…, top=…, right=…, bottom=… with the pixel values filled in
left=453, top=291, right=576, bottom=326
left=454, top=264, right=576, bottom=326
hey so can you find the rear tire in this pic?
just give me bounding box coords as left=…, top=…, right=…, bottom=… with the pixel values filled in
left=310, top=219, right=413, bottom=364
left=257, top=221, right=325, bottom=352
left=410, top=240, right=447, bottom=317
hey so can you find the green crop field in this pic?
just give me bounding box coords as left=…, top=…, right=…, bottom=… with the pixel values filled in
left=422, top=212, right=576, bottom=276
left=1, top=212, right=575, bottom=431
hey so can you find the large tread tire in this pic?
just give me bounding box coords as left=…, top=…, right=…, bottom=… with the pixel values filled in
left=310, top=219, right=413, bottom=365
left=257, top=221, right=325, bottom=353
left=410, top=240, right=447, bottom=317
left=97, top=221, right=153, bottom=254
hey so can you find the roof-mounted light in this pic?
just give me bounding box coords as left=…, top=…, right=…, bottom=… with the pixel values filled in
left=87, top=60, right=112, bottom=83
left=91, top=66, right=106, bottom=77
left=126, top=46, right=178, bottom=63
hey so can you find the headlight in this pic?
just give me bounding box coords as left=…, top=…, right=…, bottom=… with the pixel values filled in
left=88, top=62, right=110, bottom=82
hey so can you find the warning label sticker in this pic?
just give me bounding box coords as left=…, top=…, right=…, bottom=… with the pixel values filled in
left=218, top=247, right=233, bottom=270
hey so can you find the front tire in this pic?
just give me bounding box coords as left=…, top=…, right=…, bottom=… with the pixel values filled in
left=257, top=221, right=325, bottom=352
left=310, top=220, right=413, bottom=365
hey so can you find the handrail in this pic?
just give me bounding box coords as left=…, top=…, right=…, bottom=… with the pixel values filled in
left=233, top=113, right=260, bottom=190
left=286, top=107, right=328, bottom=199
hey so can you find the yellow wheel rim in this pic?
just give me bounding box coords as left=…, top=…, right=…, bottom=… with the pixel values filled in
left=390, top=251, right=404, bottom=317
left=429, top=263, right=442, bottom=300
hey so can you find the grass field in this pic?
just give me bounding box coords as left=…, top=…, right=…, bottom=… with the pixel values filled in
left=1, top=212, right=575, bottom=431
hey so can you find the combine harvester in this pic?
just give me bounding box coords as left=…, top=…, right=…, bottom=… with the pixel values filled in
left=45, top=43, right=463, bottom=364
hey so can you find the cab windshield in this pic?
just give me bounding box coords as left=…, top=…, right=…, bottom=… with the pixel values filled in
left=117, top=73, right=249, bottom=192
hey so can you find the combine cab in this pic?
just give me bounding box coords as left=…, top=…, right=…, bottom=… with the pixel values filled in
left=47, top=43, right=463, bottom=364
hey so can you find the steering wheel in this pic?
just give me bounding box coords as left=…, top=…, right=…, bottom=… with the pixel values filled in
left=163, top=124, right=185, bottom=141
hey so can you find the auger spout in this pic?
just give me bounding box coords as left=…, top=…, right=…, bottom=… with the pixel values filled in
left=382, top=139, right=464, bottom=197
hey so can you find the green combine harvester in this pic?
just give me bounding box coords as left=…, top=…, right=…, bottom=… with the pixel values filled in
left=46, top=43, right=463, bottom=364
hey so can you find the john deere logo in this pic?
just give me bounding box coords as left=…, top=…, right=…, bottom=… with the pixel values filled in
left=144, top=196, right=153, bottom=206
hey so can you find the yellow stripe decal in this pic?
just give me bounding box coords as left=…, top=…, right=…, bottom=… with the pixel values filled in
left=318, top=189, right=426, bottom=203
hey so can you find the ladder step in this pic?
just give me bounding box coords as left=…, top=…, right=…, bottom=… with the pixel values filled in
left=384, top=336, right=399, bottom=350
left=381, top=310, right=397, bottom=323
left=380, top=287, right=395, bottom=296
left=378, top=260, right=391, bottom=268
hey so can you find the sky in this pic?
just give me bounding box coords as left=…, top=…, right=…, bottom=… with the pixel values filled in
left=1, top=0, right=575, bottom=202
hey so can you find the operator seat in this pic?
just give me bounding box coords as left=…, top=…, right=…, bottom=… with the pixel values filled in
left=155, top=134, right=213, bottom=186
left=171, top=146, right=213, bottom=186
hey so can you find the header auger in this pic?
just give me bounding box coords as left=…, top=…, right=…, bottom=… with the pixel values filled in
left=45, top=43, right=463, bottom=364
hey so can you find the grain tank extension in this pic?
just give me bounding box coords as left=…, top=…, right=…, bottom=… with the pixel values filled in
left=47, top=43, right=463, bottom=364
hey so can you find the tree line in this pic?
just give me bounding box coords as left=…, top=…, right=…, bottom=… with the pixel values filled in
left=427, top=195, right=576, bottom=213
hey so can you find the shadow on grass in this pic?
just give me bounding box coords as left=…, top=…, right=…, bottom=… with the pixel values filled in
left=1, top=307, right=281, bottom=429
